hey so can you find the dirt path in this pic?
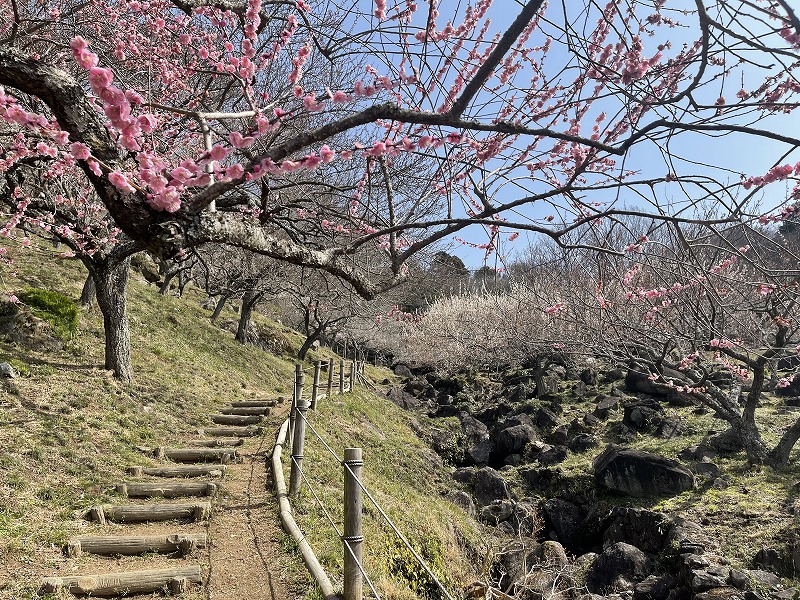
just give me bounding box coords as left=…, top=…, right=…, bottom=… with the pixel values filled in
left=205, top=403, right=307, bottom=600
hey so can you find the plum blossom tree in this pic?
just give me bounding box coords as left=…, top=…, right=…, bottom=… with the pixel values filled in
left=514, top=218, right=800, bottom=466
left=3, top=0, right=800, bottom=379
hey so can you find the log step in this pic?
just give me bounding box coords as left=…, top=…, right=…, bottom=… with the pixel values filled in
left=139, top=447, right=237, bottom=463
left=67, top=533, right=208, bottom=557
left=127, top=464, right=226, bottom=478
left=88, top=502, right=211, bottom=524
left=229, top=400, right=276, bottom=408
left=198, top=426, right=262, bottom=437
left=116, top=481, right=218, bottom=498
left=210, top=414, right=263, bottom=426
left=162, top=447, right=237, bottom=463
left=41, top=565, right=202, bottom=596
left=190, top=437, right=243, bottom=447
left=219, top=406, right=270, bottom=416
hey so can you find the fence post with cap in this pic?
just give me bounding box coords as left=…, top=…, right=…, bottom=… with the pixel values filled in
left=343, top=447, right=363, bottom=600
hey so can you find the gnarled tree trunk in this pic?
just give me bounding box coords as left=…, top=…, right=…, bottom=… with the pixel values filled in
left=298, top=324, right=327, bottom=360
left=235, top=289, right=263, bottom=345
left=90, top=256, right=133, bottom=382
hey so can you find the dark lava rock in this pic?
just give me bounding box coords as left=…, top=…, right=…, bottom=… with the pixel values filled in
left=569, top=433, right=600, bottom=453
left=581, top=368, right=599, bottom=385
left=480, top=499, right=514, bottom=524
left=452, top=467, right=477, bottom=485
left=404, top=378, right=428, bottom=395
left=707, top=428, right=745, bottom=455
left=603, top=507, right=672, bottom=553
left=474, top=467, right=510, bottom=507
left=634, top=574, right=677, bottom=600
left=587, top=542, right=652, bottom=592
left=605, top=368, right=626, bottom=383
left=464, top=440, right=492, bottom=466
left=623, top=399, right=665, bottom=433
left=593, top=445, right=694, bottom=498
left=385, top=386, right=420, bottom=410
left=460, top=414, right=493, bottom=467
left=550, top=424, right=570, bottom=445
left=392, top=362, right=414, bottom=378
left=656, top=417, right=684, bottom=439
left=538, top=445, right=569, bottom=466
left=493, top=423, right=538, bottom=457
left=537, top=407, right=560, bottom=430
left=595, top=395, right=622, bottom=419
left=543, top=498, right=587, bottom=549
left=753, top=548, right=789, bottom=576
left=446, top=490, right=475, bottom=517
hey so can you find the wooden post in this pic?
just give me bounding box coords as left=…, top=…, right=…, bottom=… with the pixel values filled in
left=289, top=363, right=303, bottom=446
left=349, top=361, right=356, bottom=391
left=289, top=396, right=310, bottom=496
left=327, top=358, right=335, bottom=398
left=311, top=360, right=322, bottom=410
left=343, top=448, right=364, bottom=600
left=339, top=360, right=345, bottom=394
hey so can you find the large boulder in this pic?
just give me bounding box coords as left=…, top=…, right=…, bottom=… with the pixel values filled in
left=385, top=386, right=421, bottom=410
left=593, top=446, right=694, bottom=498
left=460, top=414, right=493, bottom=467
left=474, top=467, right=510, bottom=507
left=623, top=399, right=665, bottom=433
left=494, top=423, right=538, bottom=457
left=603, top=507, right=672, bottom=553
left=543, top=498, right=588, bottom=551
left=587, top=542, right=652, bottom=592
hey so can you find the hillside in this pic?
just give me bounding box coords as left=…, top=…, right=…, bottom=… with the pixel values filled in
left=0, top=241, right=485, bottom=600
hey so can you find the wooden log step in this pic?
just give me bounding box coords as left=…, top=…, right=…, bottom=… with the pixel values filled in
left=67, top=533, right=207, bottom=557
left=229, top=400, right=276, bottom=408
left=219, top=406, right=270, bottom=416
left=115, top=481, right=218, bottom=498
left=127, top=465, right=226, bottom=478
left=88, top=502, right=211, bottom=524
left=139, top=447, right=237, bottom=463
left=210, top=414, right=263, bottom=426
left=197, top=425, right=262, bottom=437
left=41, top=565, right=202, bottom=596
left=190, top=437, right=244, bottom=447
left=163, top=447, right=237, bottom=463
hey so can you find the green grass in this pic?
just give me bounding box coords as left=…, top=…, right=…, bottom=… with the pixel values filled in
left=17, top=288, right=78, bottom=341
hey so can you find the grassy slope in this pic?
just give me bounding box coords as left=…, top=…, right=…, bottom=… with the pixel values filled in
left=0, top=241, right=483, bottom=600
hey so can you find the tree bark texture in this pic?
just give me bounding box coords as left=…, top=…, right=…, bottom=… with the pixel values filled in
left=89, top=256, right=133, bottom=382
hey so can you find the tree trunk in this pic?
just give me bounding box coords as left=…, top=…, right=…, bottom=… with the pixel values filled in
left=235, top=290, right=259, bottom=344
left=298, top=324, right=326, bottom=360
left=768, top=417, right=800, bottom=465
left=159, top=270, right=177, bottom=295
left=92, top=257, right=133, bottom=382
left=211, top=292, right=233, bottom=322
left=80, top=273, right=96, bottom=309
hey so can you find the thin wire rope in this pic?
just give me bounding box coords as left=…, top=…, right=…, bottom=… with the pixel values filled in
left=343, top=463, right=455, bottom=600
left=344, top=536, right=382, bottom=600
left=290, top=455, right=343, bottom=537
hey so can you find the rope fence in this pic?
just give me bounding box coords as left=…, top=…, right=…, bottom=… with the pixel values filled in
left=271, top=359, right=455, bottom=600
